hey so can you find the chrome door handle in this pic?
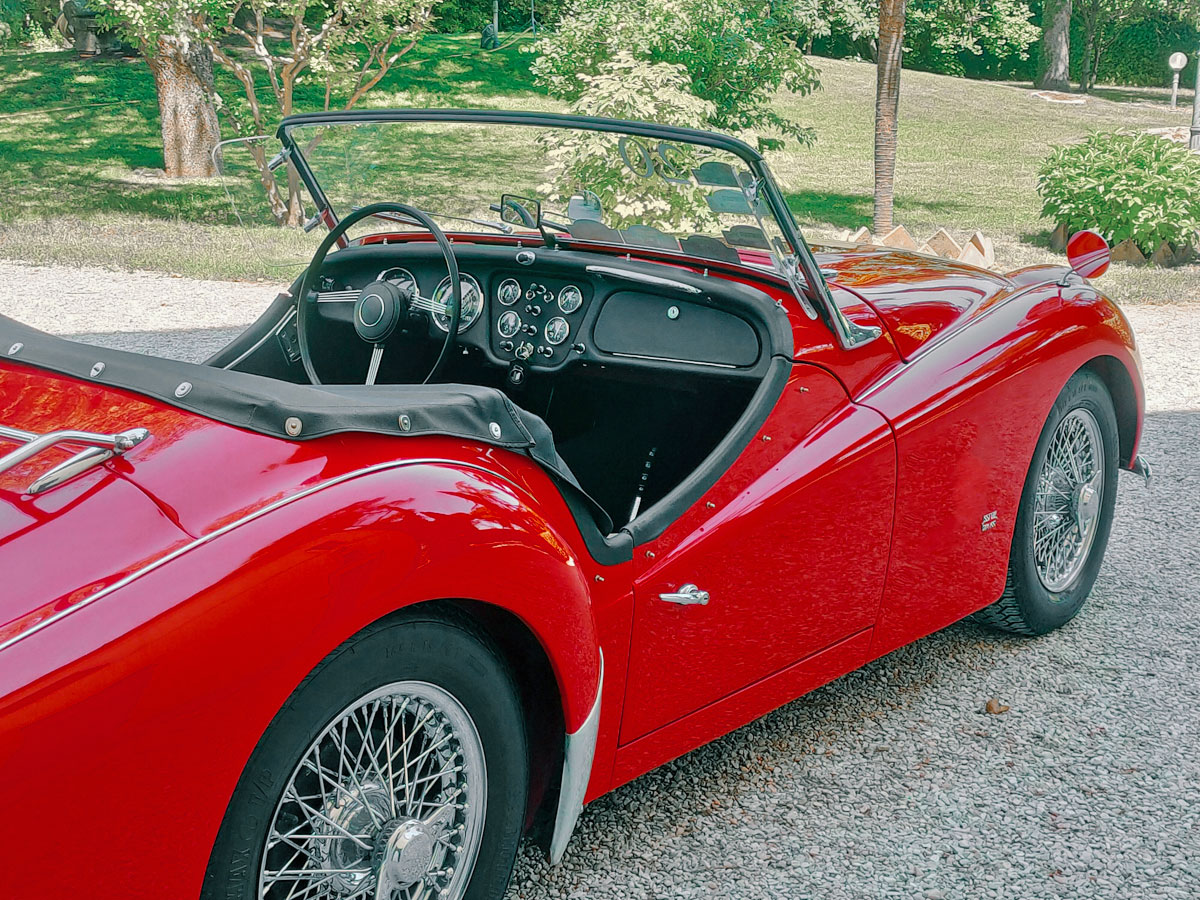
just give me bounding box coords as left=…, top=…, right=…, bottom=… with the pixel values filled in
left=658, top=584, right=709, bottom=606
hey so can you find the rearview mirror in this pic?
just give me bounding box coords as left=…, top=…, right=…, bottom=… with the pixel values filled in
left=1066, top=230, right=1111, bottom=280
left=499, top=194, right=540, bottom=229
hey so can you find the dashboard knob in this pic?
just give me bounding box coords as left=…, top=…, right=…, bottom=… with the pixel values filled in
left=499, top=340, right=514, bottom=352
left=525, top=304, right=542, bottom=316
left=539, top=346, right=554, bottom=358
left=515, top=341, right=534, bottom=360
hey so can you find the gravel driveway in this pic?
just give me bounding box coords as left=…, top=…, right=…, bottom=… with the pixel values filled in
left=2, top=261, right=1197, bottom=899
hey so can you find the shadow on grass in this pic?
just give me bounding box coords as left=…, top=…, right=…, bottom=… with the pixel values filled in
left=0, top=36, right=543, bottom=227
left=784, top=189, right=970, bottom=231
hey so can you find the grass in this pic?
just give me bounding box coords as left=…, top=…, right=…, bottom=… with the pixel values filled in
left=0, top=37, right=1196, bottom=304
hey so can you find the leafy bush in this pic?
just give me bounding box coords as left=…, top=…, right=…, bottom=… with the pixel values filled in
left=529, top=0, right=819, bottom=149
left=904, top=0, right=1040, bottom=78
left=1038, top=132, right=1200, bottom=255
left=1071, top=14, right=1199, bottom=89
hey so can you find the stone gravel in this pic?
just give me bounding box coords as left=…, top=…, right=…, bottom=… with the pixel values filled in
left=1, top=260, right=1197, bottom=900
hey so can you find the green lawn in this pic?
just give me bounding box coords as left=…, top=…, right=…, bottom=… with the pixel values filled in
left=0, top=37, right=1195, bottom=304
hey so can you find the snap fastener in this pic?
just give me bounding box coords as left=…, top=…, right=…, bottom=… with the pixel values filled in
left=398, top=414, right=412, bottom=432
left=667, top=306, right=680, bottom=320
left=489, top=422, right=502, bottom=439
left=285, top=416, right=303, bottom=436
left=7, top=342, right=22, bottom=355
left=174, top=381, right=192, bottom=398
left=90, top=362, right=105, bottom=378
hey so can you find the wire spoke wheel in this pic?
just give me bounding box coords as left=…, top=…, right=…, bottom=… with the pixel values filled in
left=1032, top=407, right=1105, bottom=593
left=259, top=681, right=487, bottom=900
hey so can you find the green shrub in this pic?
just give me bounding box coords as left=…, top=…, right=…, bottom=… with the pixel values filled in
left=1038, top=132, right=1200, bottom=255
left=528, top=0, right=819, bottom=149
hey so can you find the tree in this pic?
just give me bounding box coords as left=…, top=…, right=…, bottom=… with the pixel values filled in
left=101, top=0, right=222, bottom=176
left=873, top=0, right=905, bottom=235
left=530, top=0, right=821, bottom=149
left=1037, top=0, right=1072, bottom=90
left=1072, top=0, right=1176, bottom=92
left=205, top=0, right=438, bottom=224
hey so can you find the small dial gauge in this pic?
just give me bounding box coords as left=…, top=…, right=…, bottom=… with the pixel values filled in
left=497, top=278, right=522, bottom=306
left=497, top=310, right=522, bottom=339
left=431, top=274, right=483, bottom=333
left=544, top=316, right=570, bottom=346
left=378, top=267, right=417, bottom=299
left=558, top=285, right=584, bottom=314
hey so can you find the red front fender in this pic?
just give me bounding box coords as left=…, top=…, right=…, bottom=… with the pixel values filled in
left=0, top=459, right=601, bottom=899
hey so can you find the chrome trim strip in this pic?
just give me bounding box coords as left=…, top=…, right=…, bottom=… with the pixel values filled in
left=549, top=651, right=603, bottom=865
left=585, top=265, right=703, bottom=295
left=1130, top=455, right=1152, bottom=484
left=315, top=290, right=361, bottom=303
left=0, top=458, right=506, bottom=654
left=608, top=352, right=736, bottom=370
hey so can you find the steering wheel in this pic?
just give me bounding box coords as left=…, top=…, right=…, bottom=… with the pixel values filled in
left=295, top=202, right=462, bottom=386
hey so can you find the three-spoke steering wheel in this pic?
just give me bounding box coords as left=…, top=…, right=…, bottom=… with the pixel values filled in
left=295, top=202, right=462, bottom=385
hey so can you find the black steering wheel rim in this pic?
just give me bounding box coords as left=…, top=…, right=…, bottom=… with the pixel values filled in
left=295, top=202, right=462, bottom=386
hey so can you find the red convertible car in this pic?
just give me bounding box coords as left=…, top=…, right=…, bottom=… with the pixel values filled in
left=0, top=111, right=1147, bottom=900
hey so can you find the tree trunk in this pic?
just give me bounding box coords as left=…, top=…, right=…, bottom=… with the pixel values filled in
left=1037, top=0, right=1071, bottom=91
left=146, top=37, right=220, bottom=177
left=1079, top=25, right=1095, bottom=93
left=873, top=0, right=906, bottom=237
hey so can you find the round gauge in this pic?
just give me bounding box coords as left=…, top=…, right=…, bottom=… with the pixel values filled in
left=497, top=310, right=522, bottom=339
left=544, top=316, right=570, bottom=346
left=431, top=274, right=483, bottom=333
left=377, top=267, right=418, bottom=301
left=558, top=285, right=584, bottom=314
left=497, top=278, right=522, bottom=306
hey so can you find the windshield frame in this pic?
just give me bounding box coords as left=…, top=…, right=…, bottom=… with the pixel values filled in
left=275, top=108, right=875, bottom=350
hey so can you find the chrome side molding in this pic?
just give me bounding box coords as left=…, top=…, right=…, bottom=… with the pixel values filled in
left=549, top=652, right=604, bottom=865
left=0, top=425, right=150, bottom=495
left=1129, top=455, right=1152, bottom=485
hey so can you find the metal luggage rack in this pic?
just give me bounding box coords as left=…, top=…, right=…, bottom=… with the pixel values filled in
left=0, top=425, right=150, bottom=496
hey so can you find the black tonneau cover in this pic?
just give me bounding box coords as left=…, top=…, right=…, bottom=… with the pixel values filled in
left=0, top=314, right=613, bottom=533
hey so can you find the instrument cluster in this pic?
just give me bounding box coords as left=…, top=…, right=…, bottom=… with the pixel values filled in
left=491, top=276, right=589, bottom=366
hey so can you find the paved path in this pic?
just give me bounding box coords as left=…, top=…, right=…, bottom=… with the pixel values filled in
left=1, top=261, right=1197, bottom=899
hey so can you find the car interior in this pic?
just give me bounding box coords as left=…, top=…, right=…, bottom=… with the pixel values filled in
left=206, top=239, right=789, bottom=539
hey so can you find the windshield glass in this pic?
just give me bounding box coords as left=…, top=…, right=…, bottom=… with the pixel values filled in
left=282, top=118, right=800, bottom=273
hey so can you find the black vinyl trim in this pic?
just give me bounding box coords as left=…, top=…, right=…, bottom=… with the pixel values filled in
left=0, top=314, right=613, bottom=536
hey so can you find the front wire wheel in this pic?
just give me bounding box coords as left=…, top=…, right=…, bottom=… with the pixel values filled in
left=202, top=613, right=529, bottom=900
left=259, top=682, right=486, bottom=900
left=977, top=370, right=1119, bottom=635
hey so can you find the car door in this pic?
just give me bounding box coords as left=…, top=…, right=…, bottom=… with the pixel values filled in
left=619, top=362, right=896, bottom=743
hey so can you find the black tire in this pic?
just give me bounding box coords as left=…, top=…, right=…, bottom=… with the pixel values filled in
left=201, top=609, right=528, bottom=900
left=977, top=370, right=1119, bottom=635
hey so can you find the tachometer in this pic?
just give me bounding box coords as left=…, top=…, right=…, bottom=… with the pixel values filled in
left=544, top=316, right=570, bottom=346
left=431, top=274, right=483, bottom=333
left=558, top=285, right=583, bottom=314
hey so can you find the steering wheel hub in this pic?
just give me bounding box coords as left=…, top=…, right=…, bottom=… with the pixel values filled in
left=354, top=280, right=405, bottom=344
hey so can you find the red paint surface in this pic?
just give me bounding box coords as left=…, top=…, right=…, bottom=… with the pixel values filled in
left=0, top=235, right=1145, bottom=898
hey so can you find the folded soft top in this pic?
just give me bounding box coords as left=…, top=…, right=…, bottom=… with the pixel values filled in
left=0, top=314, right=612, bottom=533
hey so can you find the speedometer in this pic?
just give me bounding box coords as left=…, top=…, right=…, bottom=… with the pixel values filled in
left=431, top=274, right=483, bottom=333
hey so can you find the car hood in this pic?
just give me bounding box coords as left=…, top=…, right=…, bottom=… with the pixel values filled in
left=812, top=242, right=1023, bottom=360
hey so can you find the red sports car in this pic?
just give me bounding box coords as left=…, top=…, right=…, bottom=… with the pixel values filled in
left=0, top=111, right=1148, bottom=900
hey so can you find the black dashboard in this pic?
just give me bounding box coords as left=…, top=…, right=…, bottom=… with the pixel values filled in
left=307, top=242, right=781, bottom=382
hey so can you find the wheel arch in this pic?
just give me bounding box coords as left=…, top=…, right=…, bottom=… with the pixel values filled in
left=1080, top=354, right=1140, bottom=467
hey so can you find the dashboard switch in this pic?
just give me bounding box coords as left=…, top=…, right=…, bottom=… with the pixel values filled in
left=499, top=340, right=514, bottom=352
left=515, top=341, right=534, bottom=360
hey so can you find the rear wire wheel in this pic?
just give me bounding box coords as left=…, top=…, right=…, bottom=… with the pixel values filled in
left=977, top=370, right=1119, bottom=635
left=202, top=612, right=528, bottom=900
